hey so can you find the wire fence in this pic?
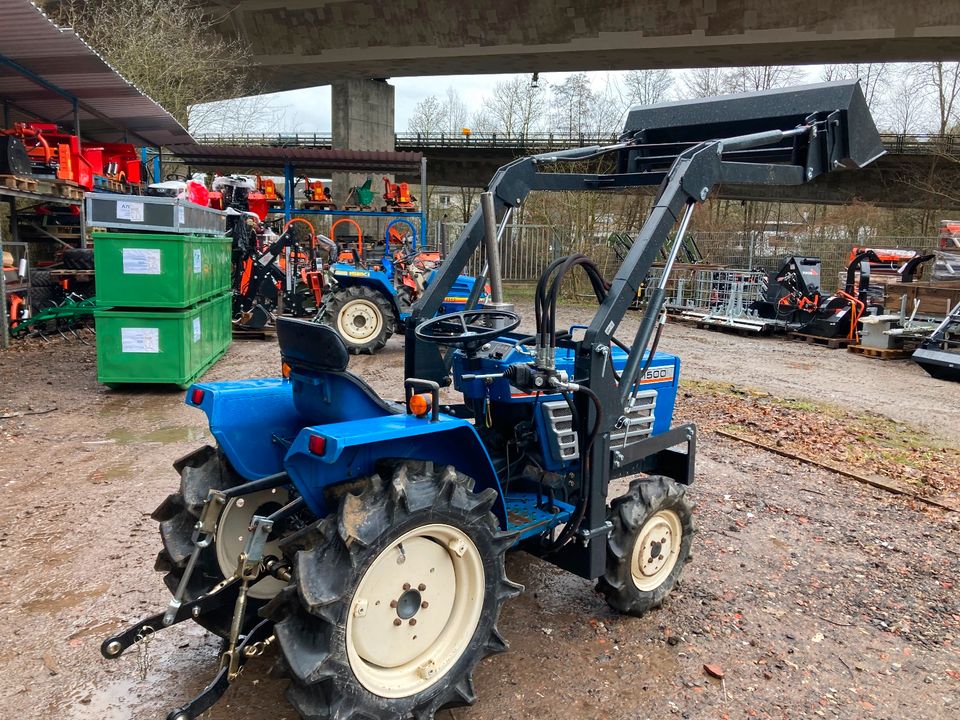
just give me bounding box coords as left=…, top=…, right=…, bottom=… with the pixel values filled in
left=440, top=222, right=940, bottom=296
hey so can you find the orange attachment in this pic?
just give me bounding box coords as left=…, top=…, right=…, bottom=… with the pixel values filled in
left=408, top=393, right=431, bottom=417
left=331, top=218, right=364, bottom=260
left=836, top=290, right=866, bottom=341
left=281, top=362, right=292, bottom=379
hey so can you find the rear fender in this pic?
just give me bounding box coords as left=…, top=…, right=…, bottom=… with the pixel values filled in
left=186, top=379, right=305, bottom=480
left=284, top=413, right=507, bottom=527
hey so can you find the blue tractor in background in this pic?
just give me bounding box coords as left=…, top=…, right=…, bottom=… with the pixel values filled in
left=103, top=81, right=884, bottom=720
left=317, top=217, right=485, bottom=354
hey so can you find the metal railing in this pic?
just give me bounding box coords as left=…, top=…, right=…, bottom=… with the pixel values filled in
left=191, top=132, right=960, bottom=157
left=441, top=222, right=941, bottom=292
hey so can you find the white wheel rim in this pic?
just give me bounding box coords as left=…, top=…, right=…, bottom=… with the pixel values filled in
left=337, top=298, right=383, bottom=343
left=215, top=488, right=290, bottom=600
left=346, top=524, right=485, bottom=698
left=630, top=509, right=682, bottom=592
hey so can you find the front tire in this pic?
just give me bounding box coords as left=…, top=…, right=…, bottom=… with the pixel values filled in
left=320, top=285, right=394, bottom=355
left=597, top=476, right=694, bottom=617
left=271, top=461, right=521, bottom=720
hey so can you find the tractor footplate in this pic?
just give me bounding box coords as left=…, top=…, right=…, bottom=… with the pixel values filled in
left=100, top=578, right=240, bottom=659
left=165, top=618, right=273, bottom=720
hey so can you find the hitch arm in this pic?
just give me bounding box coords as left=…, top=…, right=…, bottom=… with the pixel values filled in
left=164, top=618, right=273, bottom=720
left=100, top=577, right=240, bottom=659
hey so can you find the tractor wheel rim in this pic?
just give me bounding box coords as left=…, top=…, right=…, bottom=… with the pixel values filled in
left=337, top=298, right=382, bottom=342
left=346, top=523, right=485, bottom=698
left=215, top=487, right=290, bottom=600
left=630, top=509, right=682, bottom=592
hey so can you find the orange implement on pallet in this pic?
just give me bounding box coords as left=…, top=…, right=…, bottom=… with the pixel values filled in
left=382, top=176, right=417, bottom=212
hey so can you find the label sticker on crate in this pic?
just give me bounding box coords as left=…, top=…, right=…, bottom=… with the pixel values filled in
left=178, top=205, right=186, bottom=225
left=122, top=248, right=161, bottom=275
left=116, top=200, right=144, bottom=222
left=121, top=327, right=159, bottom=353
left=193, top=318, right=201, bottom=343
left=193, top=248, right=202, bottom=273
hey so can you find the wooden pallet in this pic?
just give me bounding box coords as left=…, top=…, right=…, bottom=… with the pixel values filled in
left=788, top=332, right=851, bottom=349
left=847, top=344, right=913, bottom=360
left=0, top=174, right=39, bottom=192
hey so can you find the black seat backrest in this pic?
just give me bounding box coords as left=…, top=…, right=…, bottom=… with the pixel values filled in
left=276, top=317, right=349, bottom=373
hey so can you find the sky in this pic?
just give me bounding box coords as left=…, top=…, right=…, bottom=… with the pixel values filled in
left=202, top=71, right=680, bottom=134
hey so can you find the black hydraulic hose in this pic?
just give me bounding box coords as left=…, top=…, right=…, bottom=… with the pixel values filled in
left=637, top=313, right=665, bottom=382
left=547, top=384, right=604, bottom=553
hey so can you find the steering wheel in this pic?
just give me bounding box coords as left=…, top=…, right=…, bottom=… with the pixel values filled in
left=415, top=309, right=521, bottom=353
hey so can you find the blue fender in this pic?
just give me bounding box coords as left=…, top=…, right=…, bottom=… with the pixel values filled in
left=186, top=379, right=304, bottom=481
left=284, top=413, right=508, bottom=527
left=330, top=265, right=403, bottom=320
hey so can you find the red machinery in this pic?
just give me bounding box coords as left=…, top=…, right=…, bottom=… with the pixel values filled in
left=381, top=176, right=417, bottom=211
left=1, top=122, right=140, bottom=190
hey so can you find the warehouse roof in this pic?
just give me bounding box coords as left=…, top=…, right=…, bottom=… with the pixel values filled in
left=0, top=0, right=192, bottom=146
left=166, top=144, right=423, bottom=173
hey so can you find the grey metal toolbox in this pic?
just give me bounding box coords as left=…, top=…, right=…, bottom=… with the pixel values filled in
left=85, top=193, right=227, bottom=236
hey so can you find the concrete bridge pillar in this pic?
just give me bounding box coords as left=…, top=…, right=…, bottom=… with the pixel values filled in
left=331, top=79, right=395, bottom=239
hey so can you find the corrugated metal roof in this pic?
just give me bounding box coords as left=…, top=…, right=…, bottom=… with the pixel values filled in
left=0, top=0, right=192, bottom=146
left=167, top=144, right=423, bottom=173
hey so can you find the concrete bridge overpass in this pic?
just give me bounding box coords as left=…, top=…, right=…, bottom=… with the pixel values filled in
left=190, top=131, right=960, bottom=209
left=201, top=1, right=960, bottom=92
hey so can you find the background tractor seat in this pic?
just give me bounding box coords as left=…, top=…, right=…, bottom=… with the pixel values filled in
left=276, top=317, right=403, bottom=422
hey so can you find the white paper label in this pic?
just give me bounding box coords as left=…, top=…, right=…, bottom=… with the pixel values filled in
left=193, top=317, right=201, bottom=343
left=193, top=248, right=202, bottom=273
left=177, top=205, right=186, bottom=225
left=122, top=247, right=161, bottom=275
left=117, top=200, right=144, bottom=222
left=121, top=327, right=159, bottom=353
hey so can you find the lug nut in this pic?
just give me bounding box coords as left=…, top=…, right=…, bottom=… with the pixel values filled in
left=421, top=601, right=429, bottom=609
left=418, top=583, right=426, bottom=591
left=390, top=600, right=398, bottom=609
left=402, top=583, right=411, bottom=591
left=409, top=618, right=417, bottom=626
left=393, top=618, right=402, bottom=626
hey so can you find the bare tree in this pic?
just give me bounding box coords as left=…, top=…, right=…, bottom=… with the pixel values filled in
left=723, top=65, right=808, bottom=93
left=407, top=95, right=446, bottom=135
left=480, top=77, right=547, bottom=136
left=623, top=68, right=674, bottom=107
left=443, top=88, right=468, bottom=134
left=916, top=62, right=960, bottom=134
left=50, top=0, right=255, bottom=129
left=679, top=67, right=726, bottom=98
left=820, top=63, right=889, bottom=110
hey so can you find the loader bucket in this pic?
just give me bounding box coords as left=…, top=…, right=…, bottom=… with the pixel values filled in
left=622, top=80, right=884, bottom=173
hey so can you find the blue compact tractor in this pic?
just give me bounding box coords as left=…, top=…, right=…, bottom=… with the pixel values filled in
left=103, top=82, right=883, bottom=720
left=317, top=218, right=484, bottom=354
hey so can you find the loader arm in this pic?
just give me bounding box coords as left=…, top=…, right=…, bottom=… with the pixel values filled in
left=407, top=81, right=885, bottom=578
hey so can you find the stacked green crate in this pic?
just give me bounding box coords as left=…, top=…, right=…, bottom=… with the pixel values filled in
left=93, top=232, right=232, bottom=388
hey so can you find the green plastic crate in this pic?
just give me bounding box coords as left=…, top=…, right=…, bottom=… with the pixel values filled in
left=95, top=293, right=231, bottom=388
left=92, top=231, right=230, bottom=308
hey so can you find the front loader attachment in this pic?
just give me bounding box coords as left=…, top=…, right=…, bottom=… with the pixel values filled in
left=621, top=80, right=884, bottom=173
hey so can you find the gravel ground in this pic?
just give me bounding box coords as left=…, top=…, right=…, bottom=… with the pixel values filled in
left=0, top=316, right=957, bottom=720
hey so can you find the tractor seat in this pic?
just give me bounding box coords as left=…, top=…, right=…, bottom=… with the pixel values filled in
left=276, top=317, right=402, bottom=419
left=277, top=316, right=349, bottom=373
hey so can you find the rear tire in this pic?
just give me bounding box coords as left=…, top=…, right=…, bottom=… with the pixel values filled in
left=596, top=476, right=694, bottom=617
left=319, top=285, right=394, bottom=355
left=270, top=461, right=521, bottom=720
left=151, top=445, right=290, bottom=637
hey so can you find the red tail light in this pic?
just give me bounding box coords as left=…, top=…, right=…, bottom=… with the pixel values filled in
left=191, top=388, right=205, bottom=405
left=308, top=435, right=327, bottom=455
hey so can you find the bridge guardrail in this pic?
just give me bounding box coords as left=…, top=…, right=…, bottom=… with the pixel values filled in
left=191, top=132, right=960, bottom=157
